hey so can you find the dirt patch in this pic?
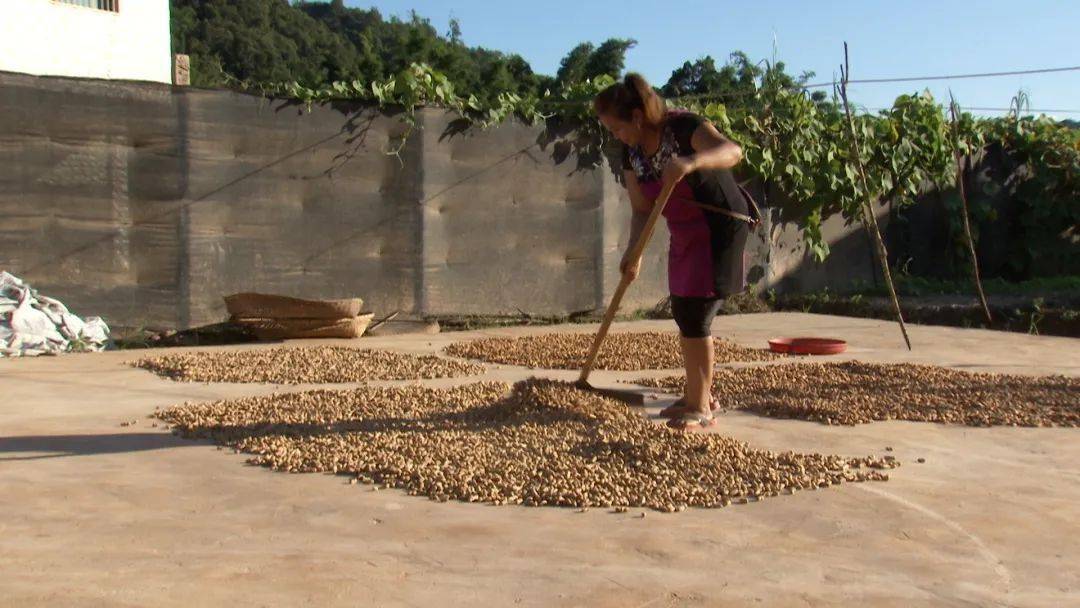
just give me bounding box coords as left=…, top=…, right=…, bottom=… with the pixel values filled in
left=135, top=346, right=484, bottom=384
left=444, top=332, right=779, bottom=370
left=636, top=361, right=1080, bottom=427
left=156, top=379, right=893, bottom=510
left=432, top=311, right=599, bottom=332
left=777, top=294, right=1080, bottom=338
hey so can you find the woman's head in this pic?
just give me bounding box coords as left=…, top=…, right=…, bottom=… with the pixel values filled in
left=593, top=73, right=667, bottom=146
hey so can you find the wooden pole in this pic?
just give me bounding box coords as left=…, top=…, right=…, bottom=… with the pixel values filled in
left=948, top=94, right=994, bottom=325
left=838, top=43, right=912, bottom=350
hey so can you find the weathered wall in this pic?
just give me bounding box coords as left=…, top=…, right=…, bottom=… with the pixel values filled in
left=0, top=75, right=183, bottom=327
left=0, top=72, right=877, bottom=330
left=767, top=208, right=885, bottom=294
left=418, top=110, right=602, bottom=315
left=0, top=73, right=423, bottom=328
left=178, top=93, right=421, bottom=327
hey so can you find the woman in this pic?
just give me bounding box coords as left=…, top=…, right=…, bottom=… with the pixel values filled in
left=594, top=73, right=750, bottom=431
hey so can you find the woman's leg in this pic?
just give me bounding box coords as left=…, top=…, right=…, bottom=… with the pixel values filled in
left=671, top=297, right=722, bottom=414
left=680, top=336, right=711, bottom=413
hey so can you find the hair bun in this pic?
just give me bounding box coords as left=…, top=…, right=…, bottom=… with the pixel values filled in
left=594, top=72, right=666, bottom=128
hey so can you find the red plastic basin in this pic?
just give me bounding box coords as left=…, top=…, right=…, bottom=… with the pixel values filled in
left=768, top=337, right=848, bottom=355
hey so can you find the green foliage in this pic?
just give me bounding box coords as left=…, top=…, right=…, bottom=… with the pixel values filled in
left=554, top=39, right=637, bottom=87
left=174, top=1, right=642, bottom=103
left=661, top=53, right=761, bottom=100
left=171, top=0, right=364, bottom=88
left=172, top=2, right=1076, bottom=279
left=985, top=114, right=1080, bottom=276
left=1028, top=297, right=1045, bottom=334
left=689, top=66, right=849, bottom=259
left=688, top=72, right=1075, bottom=273
left=554, top=43, right=594, bottom=87
left=173, top=0, right=546, bottom=103
left=583, top=38, right=638, bottom=82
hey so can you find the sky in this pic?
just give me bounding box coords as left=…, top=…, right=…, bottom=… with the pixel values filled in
left=343, top=0, right=1080, bottom=118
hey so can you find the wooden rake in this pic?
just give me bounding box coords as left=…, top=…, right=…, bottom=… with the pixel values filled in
left=573, top=181, right=678, bottom=405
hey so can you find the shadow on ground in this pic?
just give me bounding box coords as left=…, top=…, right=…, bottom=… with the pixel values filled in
left=0, top=432, right=199, bottom=461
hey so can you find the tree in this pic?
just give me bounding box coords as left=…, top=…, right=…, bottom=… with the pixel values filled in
left=556, top=43, right=595, bottom=86
left=171, top=0, right=364, bottom=87
left=555, top=38, right=636, bottom=86
left=662, top=52, right=762, bottom=102
left=584, top=38, right=636, bottom=80
left=170, top=2, right=197, bottom=56
left=300, top=2, right=539, bottom=103
left=172, top=2, right=792, bottom=109
left=447, top=17, right=463, bottom=45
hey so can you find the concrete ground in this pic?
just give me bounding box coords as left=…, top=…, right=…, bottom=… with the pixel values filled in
left=2, top=313, right=1078, bottom=608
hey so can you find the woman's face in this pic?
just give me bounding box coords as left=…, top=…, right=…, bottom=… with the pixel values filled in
left=599, top=112, right=641, bottom=146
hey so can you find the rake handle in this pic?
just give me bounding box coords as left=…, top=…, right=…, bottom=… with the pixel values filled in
left=578, top=180, right=678, bottom=384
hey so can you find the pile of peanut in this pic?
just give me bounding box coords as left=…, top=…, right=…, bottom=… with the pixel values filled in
left=637, top=361, right=1080, bottom=427
left=157, top=378, right=894, bottom=511
left=135, top=346, right=484, bottom=384
left=445, top=332, right=778, bottom=370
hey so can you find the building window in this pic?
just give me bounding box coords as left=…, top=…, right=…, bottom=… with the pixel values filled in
left=56, top=0, right=119, bottom=12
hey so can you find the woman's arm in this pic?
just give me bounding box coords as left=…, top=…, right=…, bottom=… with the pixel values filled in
left=621, top=169, right=651, bottom=279
left=624, top=168, right=653, bottom=214
left=661, top=121, right=743, bottom=186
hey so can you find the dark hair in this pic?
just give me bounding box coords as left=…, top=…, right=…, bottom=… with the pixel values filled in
left=593, top=73, right=666, bottom=127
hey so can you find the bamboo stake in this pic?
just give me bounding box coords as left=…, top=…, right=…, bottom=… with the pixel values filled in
left=948, top=93, right=994, bottom=325
left=838, top=43, right=912, bottom=350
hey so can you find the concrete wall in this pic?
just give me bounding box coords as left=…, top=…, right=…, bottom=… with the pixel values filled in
left=767, top=208, right=884, bottom=294
left=418, top=111, right=601, bottom=315
left=0, top=1, right=172, bottom=83
left=0, top=72, right=877, bottom=330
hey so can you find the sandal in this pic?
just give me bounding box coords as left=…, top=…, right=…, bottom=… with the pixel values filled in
left=658, top=398, right=687, bottom=418
left=666, top=410, right=716, bottom=431
left=658, top=397, right=721, bottom=419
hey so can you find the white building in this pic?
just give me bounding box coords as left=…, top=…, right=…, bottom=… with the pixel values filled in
left=0, top=0, right=172, bottom=84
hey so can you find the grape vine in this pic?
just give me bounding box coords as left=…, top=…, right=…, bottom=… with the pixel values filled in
left=232, top=62, right=1078, bottom=275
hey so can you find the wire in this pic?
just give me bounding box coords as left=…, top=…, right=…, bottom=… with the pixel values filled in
left=829, top=65, right=1080, bottom=85
left=866, top=106, right=1080, bottom=115
left=549, top=64, right=1080, bottom=105
left=965, top=106, right=1080, bottom=115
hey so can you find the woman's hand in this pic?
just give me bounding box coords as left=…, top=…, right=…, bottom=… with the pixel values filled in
left=620, top=253, right=642, bottom=281
left=661, top=155, right=698, bottom=187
